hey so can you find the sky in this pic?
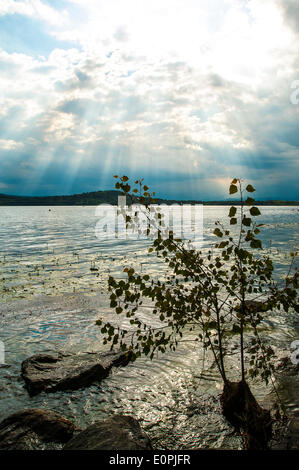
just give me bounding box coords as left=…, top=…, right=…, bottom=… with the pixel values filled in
left=0, top=0, right=298, bottom=200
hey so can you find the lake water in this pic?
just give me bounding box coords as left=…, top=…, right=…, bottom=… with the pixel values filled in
left=0, top=205, right=298, bottom=449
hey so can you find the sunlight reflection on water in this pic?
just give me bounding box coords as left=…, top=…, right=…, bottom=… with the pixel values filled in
left=0, top=205, right=298, bottom=448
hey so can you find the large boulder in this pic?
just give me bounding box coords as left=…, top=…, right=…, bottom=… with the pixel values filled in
left=22, top=350, right=132, bottom=396
left=0, top=409, right=77, bottom=450
left=63, top=415, right=152, bottom=450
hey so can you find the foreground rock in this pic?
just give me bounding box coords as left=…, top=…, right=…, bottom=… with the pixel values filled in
left=22, top=350, right=132, bottom=396
left=287, top=418, right=299, bottom=449
left=0, top=409, right=77, bottom=450
left=271, top=416, right=299, bottom=450
left=64, top=415, right=152, bottom=450
left=220, top=380, right=272, bottom=450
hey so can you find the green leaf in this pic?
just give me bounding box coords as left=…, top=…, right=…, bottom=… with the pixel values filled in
left=246, top=184, right=255, bottom=193
left=229, top=206, right=237, bottom=217
left=231, top=178, right=238, bottom=184
left=230, top=218, right=237, bottom=225
left=246, top=197, right=255, bottom=206
left=123, top=184, right=130, bottom=193
left=250, top=206, right=261, bottom=216
left=229, top=184, right=238, bottom=195
left=232, top=324, right=241, bottom=334
left=250, top=239, right=262, bottom=249
left=213, top=228, right=223, bottom=238
left=243, top=217, right=251, bottom=227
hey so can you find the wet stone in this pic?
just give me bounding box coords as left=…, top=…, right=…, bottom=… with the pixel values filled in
left=64, top=414, right=153, bottom=450
left=21, top=350, right=132, bottom=396
left=0, top=408, right=78, bottom=450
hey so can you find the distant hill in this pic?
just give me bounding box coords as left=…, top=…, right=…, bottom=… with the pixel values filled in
left=0, top=190, right=298, bottom=206
left=0, top=190, right=122, bottom=206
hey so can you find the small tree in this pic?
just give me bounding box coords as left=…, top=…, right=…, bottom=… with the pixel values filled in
left=97, top=176, right=298, bottom=449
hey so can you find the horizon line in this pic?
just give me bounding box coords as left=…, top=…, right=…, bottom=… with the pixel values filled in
left=1, top=189, right=299, bottom=204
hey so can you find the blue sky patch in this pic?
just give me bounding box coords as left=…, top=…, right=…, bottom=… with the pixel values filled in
left=0, top=14, right=73, bottom=57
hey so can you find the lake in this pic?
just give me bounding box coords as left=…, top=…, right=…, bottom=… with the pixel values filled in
left=0, top=205, right=298, bottom=449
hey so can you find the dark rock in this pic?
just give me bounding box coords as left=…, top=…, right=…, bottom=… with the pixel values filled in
left=22, top=350, right=132, bottom=396
left=63, top=415, right=152, bottom=450
left=0, top=408, right=77, bottom=450
left=287, top=417, right=299, bottom=449
left=220, top=380, right=272, bottom=450
left=271, top=417, right=299, bottom=450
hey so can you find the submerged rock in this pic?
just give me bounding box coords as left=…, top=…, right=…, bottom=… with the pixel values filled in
left=64, top=415, right=152, bottom=450
left=21, top=350, right=132, bottom=396
left=0, top=408, right=77, bottom=450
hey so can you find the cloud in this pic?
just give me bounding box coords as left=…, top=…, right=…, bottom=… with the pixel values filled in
left=276, top=0, right=299, bottom=35
left=0, top=0, right=69, bottom=26
left=114, top=25, right=130, bottom=43
left=0, top=0, right=298, bottom=199
left=0, top=139, right=24, bottom=150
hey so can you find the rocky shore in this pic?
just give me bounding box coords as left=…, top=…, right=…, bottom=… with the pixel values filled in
left=0, top=345, right=297, bottom=451
left=0, top=348, right=152, bottom=450
left=0, top=409, right=152, bottom=450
